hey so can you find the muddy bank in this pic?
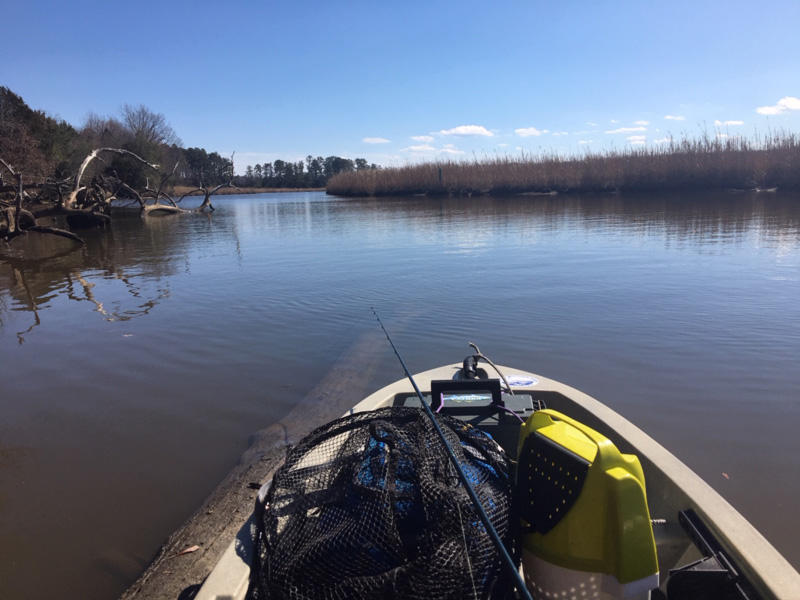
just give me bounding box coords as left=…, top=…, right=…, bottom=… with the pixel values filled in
left=120, top=329, right=387, bottom=600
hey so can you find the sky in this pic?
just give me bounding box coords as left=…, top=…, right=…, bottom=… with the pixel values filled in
left=3, top=0, right=800, bottom=174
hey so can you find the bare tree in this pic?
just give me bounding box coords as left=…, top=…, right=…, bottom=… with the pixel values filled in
left=79, top=112, right=128, bottom=148
left=121, top=104, right=181, bottom=146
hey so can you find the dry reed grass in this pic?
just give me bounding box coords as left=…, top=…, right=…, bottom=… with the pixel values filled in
left=326, top=132, right=800, bottom=197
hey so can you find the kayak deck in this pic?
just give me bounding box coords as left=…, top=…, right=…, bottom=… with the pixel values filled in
left=196, top=364, right=800, bottom=600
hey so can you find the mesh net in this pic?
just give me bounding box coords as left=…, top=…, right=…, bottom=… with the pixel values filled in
left=248, top=406, right=518, bottom=600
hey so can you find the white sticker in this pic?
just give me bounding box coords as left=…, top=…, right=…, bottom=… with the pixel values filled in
left=505, top=375, right=539, bottom=387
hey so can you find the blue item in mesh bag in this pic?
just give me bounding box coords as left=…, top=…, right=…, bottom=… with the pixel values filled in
left=248, top=406, right=518, bottom=600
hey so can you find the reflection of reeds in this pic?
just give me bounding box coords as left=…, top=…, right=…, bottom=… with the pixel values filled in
left=327, top=132, right=800, bottom=197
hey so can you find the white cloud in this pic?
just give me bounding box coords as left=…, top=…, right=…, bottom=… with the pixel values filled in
left=714, top=120, right=744, bottom=126
left=515, top=126, right=546, bottom=137
left=627, top=135, right=647, bottom=144
left=579, top=140, right=592, bottom=144
left=756, top=97, right=800, bottom=115
left=716, top=133, right=729, bottom=139
left=634, top=120, right=650, bottom=126
left=587, top=122, right=598, bottom=126
left=654, top=137, right=673, bottom=144
left=553, top=131, right=569, bottom=136
left=437, top=125, right=494, bottom=137
left=400, top=143, right=465, bottom=155
left=665, top=115, right=686, bottom=121
left=411, top=135, right=434, bottom=142
left=362, top=137, right=390, bottom=144
left=605, top=126, right=647, bottom=134
left=610, top=119, right=619, bottom=124
left=402, top=144, right=437, bottom=153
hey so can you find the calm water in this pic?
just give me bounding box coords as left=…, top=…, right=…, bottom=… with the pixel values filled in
left=1, top=191, right=799, bottom=598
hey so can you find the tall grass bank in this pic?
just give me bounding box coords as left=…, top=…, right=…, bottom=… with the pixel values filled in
left=327, top=133, right=800, bottom=197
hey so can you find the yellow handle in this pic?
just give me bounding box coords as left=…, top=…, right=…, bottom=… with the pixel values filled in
left=531, top=409, right=623, bottom=470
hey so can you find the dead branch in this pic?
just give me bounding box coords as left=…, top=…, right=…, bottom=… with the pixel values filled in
left=27, top=225, right=86, bottom=244
left=117, top=181, right=144, bottom=207
left=70, top=148, right=159, bottom=209
left=197, top=182, right=239, bottom=212
left=194, top=152, right=237, bottom=212
left=140, top=161, right=185, bottom=215
left=1, top=158, right=86, bottom=246
left=2, top=206, right=16, bottom=235
left=176, top=188, right=203, bottom=203
left=0, top=157, right=23, bottom=233
left=1, top=144, right=233, bottom=256
left=143, top=204, right=184, bottom=215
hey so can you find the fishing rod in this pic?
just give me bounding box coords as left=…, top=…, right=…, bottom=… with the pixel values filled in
left=372, top=308, right=532, bottom=600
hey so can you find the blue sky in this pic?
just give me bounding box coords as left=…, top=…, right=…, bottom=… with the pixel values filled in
left=4, top=0, right=799, bottom=173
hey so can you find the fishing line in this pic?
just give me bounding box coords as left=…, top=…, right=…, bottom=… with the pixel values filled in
left=371, top=307, right=532, bottom=600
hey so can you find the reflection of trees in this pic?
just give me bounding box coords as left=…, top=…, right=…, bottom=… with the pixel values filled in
left=1, top=213, right=179, bottom=343
left=64, top=270, right=169, bottom=322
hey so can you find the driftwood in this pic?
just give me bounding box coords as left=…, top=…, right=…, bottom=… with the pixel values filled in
left=2, top=147, right=238, bottom=251
left=139, top=156, right=237, bottom=215
left=173, top=154, right=239, bottom=213
left=141, top=161, right=182, bottom=215
left=177, top=181, right=239, bottom=213
left=1, top=158, right=84, bottom=245
left=69, top=148, right=160, bottom=210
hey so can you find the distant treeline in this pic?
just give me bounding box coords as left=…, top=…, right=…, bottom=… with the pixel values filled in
left=327, top=132, right=800, bottom=197
left=235, top=156, right=379, bottom=189
left=1, top=86, right=232, bottom=188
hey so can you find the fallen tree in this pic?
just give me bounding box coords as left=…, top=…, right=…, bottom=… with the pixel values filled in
left=1, top=157, right=84, bottom=244
left=1, top=148, right=236, bottom=249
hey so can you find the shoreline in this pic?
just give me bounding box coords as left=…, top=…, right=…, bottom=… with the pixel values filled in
left=169, top=186, right=324, bottom=197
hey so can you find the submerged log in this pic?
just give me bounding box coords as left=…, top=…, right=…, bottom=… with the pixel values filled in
left=66, top=211, right=112, bottom=229
left=143, top=204, right=184, bottom=216
left=27, top=225, right=86, bottom=244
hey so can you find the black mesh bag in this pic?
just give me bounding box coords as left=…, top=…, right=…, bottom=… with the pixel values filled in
left=248, top=406, right=518, bottom=600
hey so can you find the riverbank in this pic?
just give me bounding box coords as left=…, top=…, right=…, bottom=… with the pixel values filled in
left=326, top=132, right=799, bottom=197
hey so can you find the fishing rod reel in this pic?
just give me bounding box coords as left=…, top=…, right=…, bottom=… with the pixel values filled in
left=462, top=342, right=515, bottom=395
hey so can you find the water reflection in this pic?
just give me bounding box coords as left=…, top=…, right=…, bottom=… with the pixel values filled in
left=3, top=191, right=798, bottom=343
left=0, top=213, right=182, bottom=342
left=335, top=191, right=800, bottom=251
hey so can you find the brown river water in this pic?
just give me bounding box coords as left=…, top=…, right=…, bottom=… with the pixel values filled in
left=1, top=191, right=799, bottom=599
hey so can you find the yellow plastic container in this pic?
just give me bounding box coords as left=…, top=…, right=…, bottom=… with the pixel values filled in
left=517, top=409, right=659, bottom=599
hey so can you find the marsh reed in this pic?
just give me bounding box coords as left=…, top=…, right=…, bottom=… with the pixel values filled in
left=326, top=132, right=800, bottom=197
